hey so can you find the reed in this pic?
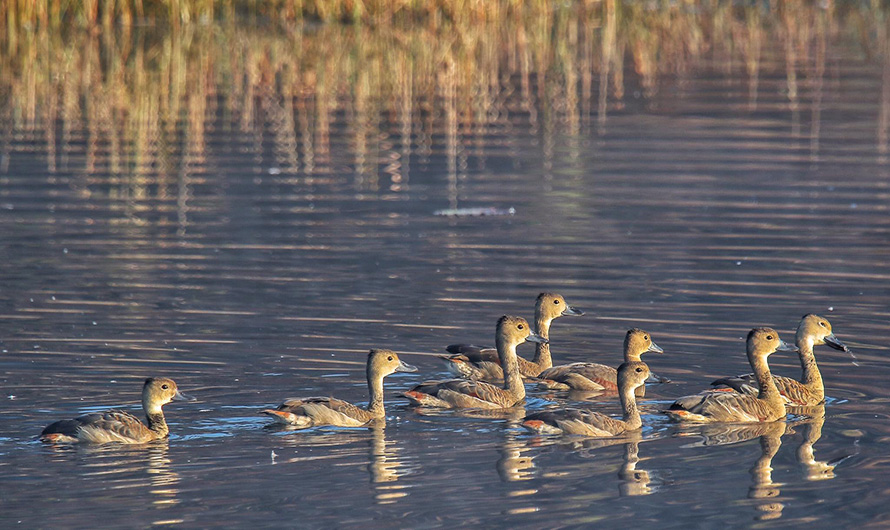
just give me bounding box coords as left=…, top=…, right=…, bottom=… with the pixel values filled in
left=0, top=1, right=887, bottom=203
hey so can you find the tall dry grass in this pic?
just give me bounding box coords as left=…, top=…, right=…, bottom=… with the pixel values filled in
left=0, top=1, right=887, bottom=202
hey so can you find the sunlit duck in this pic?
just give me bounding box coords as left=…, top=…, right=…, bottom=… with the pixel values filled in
left=39, top=377, right=194, bottom=444
left=666, top=328, right=795, bottom=423
left=710, top=314, right=849, bottom=406
left=404, top=315, right=547, bottom=409
left=536, top=328, right=663, bottom=393
left=262, top=349, right=417, bottom=428
left=522, top=361, right=650, bottom=436
left=440, top=293, right=582, bottom=380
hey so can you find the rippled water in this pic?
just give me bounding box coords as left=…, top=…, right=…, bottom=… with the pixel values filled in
left=2, top=4, right=890, bottom=527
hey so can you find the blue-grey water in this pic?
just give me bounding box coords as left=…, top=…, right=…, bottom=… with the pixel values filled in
left=2, top=5, right=890, bottom=527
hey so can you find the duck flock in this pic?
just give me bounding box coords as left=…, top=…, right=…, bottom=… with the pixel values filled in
left=39, top=293, right=850, bottom=445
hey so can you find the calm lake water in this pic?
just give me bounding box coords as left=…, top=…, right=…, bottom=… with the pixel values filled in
left=2, top=3, right=890, bottom=527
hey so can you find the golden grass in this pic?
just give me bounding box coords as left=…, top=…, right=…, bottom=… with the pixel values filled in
left=0, top=1, right=886, bottom=201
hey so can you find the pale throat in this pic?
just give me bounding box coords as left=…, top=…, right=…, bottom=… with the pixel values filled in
left=533, top=316, right=553, bottom=364
left=144, top=397, right=164, bottom=416
left=367, top=375, right=386, bottom=414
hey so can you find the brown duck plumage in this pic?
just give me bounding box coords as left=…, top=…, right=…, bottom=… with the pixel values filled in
left=40, top=377, right=194, bottom=444
left=262, top=349, right=417, bottom=428
left=522, top=361, right=650, bottom=436
left=440, top=293, right=582, bottom=381
left=536, top=328, right=663, bottom=394
left=665, top=328, right=795, bottom=423
left=710, top=314, right=849, bottom=406
left=405, top=315, right=547, bottom=409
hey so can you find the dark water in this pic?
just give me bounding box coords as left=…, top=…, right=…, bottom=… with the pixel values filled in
left=2, top=4, right=890, bottom=527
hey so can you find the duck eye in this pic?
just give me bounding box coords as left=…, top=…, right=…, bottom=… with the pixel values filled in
left=387, top=356, right=393, bottom=361
left=766, top=335, right=773, bottom=340
left=644, top=335, right=649, bottom=341
left=636, top=367, right=643, bottom=373
left=161, top=384, right=169, bottom=390
left=553, top=300, right=560, bottom=304
left=518, top=324, right=524, bottom=330
left=819, top=322, right=827, bottom=327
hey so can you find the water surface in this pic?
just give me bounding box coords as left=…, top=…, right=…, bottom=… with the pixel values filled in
left=2, top=3, right=890, bottom=527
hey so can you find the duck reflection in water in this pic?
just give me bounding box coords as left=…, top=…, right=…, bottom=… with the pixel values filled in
left=789, top=405, right=841, bottom=481
left=366, top=426, right=412, bottom=505
left=144, top=443, right=182, bottom=509
left=748, top=423, right=786, bottom=521
left=496, top=430, right=537, bottom=482
left=521, top=429, right=661, bottom=497
left=271, top=426, right=412, bottom=504
left=44, top=440, right=182, bottom=511
left=617, top=438, right=655, bottom=497
left=678, top=422, right=789, bottom=521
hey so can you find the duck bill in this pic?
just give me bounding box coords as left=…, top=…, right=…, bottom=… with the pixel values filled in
left=395, top=360, right=418, bottom=373
left=562, top=305, right=585, bottom=317
left=647, top=341, right=664, bottom=354
left=824, top=333, right=850, bottom=352
left=173, top=390, right=197, bottom=402
left=775, top=339, right=796, bottom=352
left=525, top=330, right=549, bottom=344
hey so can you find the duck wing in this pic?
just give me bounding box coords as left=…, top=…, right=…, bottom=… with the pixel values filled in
left=263, top=396, right=371, bottom=427
left=404, top=379, right=518, bottom=409
left=438, top=355, right=505, bottom=381
left=710, top=374, right=816, bottom=405
left=444, top=344, right=498, bottom=363
left=537, top=363, right=616, bottom=391
left=524, top=408, right=626, bottom=437
left=73, top=410, right=155, bottom=443
left=667, top=392, right=784, bottom=423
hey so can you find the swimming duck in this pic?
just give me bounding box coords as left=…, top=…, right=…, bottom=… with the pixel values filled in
left=665, top=327, right=795, bottom=423
left=39, top=377, right=194, bottom=444
left=262, top=349, right=417, bottom=428
left=710, top=314, right=849, bottom=406
left=522, top=361, right=650, bottom=436
left=536, top=328, right=663, bottom=393
left=404, top=315, right=546, bottom=409
left=440, top=293, right=582, bottom=380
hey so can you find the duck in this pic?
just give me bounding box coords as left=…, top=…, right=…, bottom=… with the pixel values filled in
left=536, top=328, right=663, bottom=394
left=39, top=377, right=194, bottom=444
left=404, top=315, right=546, bottom=409
left=440, top=292, right=582, bottom=380
left=261, top=349, right=417, bottom=428
left=710, top=314, right=849, bottom=406
left=521, top=361, right=650, bottom=436
left=665, top=327, right=795, bottom=423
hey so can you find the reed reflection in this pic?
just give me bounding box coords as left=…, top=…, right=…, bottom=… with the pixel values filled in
left=1, top=2, right=888, bottom=197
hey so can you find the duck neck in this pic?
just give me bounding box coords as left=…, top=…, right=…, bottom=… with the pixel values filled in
left=367, top=372, right=386, bottom=418
left=531, top=315, right=553, bottom=368
left=750, top=352, right=781, bottom=403
left=497, top=336, right=526, bottom=400
left=143, top=399, right=169, bottom=437
left=798, top=337, right=823, bottom=392
left=619, top=384, right=642, bottom=430
left=624, top=347, right=641, bottom=363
